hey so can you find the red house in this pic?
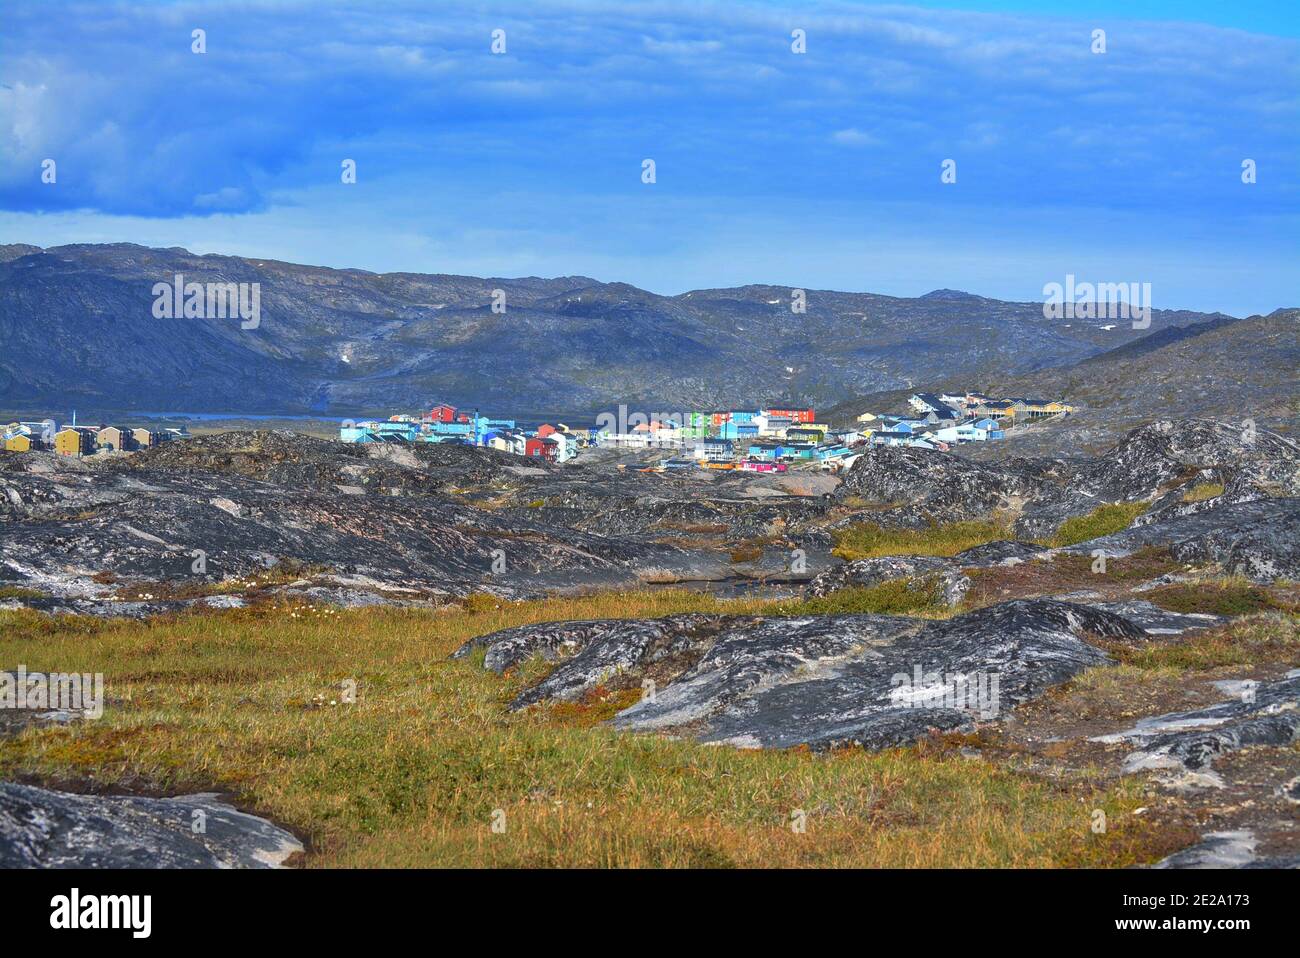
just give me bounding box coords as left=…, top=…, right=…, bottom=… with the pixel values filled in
left=429, top=403, right=457, bottom=423
left=525, top=437, right=558, bottom=461
left=536, top=423, right=557, bottom=438
left=764, top=408, right=815, bottom=423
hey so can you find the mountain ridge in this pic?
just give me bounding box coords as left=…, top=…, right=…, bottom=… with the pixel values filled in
left=0, top=242, right=1274, bottom=418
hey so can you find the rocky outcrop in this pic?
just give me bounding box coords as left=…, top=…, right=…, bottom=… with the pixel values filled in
left=833, top=445, right=1040, bottom=523
left=0, top=783, right=302, bottom=868
left=0, top=441, right=733, bottom=609
left=1059, top=498, right=1300, bottom=581
left=1104, top=673, right=1300, bottom=779
left=805, top=539, right=1047, bottom=605
left=805, top=554, right=968, bottom=603
left=451, top=613, right=732, bottom=708
left=1015, top=420, right=1299, bottom=540
left=457, top=599, right=1149, bottom=750
left=1082, top=600, right=1224, bottom=635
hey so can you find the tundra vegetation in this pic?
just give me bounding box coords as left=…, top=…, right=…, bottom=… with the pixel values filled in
left=0, top=592, right=1198, bottom=869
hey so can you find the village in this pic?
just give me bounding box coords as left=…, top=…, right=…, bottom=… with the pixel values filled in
left=1, top=392, right=1072, bottom=466
left=332, top=392, right=1073, bottom=472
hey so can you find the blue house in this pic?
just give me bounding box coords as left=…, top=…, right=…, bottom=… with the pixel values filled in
left=423, top=420, right=475, bottom=443
left=720, top=421, right=760, bottom=440
left=871, top=430, right=915, bottom=447
left=341, top=420, right=418, bottom=443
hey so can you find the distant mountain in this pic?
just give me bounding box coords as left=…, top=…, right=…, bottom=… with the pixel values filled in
left=0, top=242, right=1257, bottom=417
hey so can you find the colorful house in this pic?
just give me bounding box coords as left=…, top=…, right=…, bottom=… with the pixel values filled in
left=54, top=427, right=96, bottom=457
left=763, top=408, right=815, bottom=423
left=525, top=437, right=557, bottom=461
left=718, top=421, right=759, bottom=440
left=96, top=426, right=138, bottom=452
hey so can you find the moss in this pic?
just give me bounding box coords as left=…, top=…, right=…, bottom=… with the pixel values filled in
left=1048, top=501, right=1148, bottom=547
left=729, top=541, right=766, bottom=564
left=1105, top=612, right=1299, bottom=671
left=461, top=592, right=506, bottom=614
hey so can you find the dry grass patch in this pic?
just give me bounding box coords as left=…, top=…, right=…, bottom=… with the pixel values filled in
left=772, top=579, right=949, bottom=617
left=1144, top=579, right=1298, bottom=617
left=962, top=547, right=1180, bottom=608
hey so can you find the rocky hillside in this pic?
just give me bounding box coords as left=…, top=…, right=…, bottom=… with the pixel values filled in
left=965, top=310, right=1299, bottom=458
left=0, top=242, right=1244, bottom=416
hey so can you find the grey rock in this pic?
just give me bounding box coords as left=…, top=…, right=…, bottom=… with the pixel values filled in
left=1104, top=674, right=1300, bottom=771
left=1016, top=419, right=1299, bottom=540
left=833, top=445, right=1041, bottom=524
left=951, top=539, right=1047, bottom=566
left=1059, top=498, right=1300, bottom=582
left=1152, top=831, right=1259, bottom=869
left=806, top=554, right=969, bottom=606
left=462, top=599, right=1144, bottom=751
left=1082, top=600, right=1224, bottom=635
left=0, top=782, right=302, bottom=869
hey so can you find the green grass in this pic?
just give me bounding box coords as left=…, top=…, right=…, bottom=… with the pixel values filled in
left=0, top=592, right=1172, bottom=868
left=1048, top=502, right=1149, bottom=547
left=832, top=517, right=1012, bottom=561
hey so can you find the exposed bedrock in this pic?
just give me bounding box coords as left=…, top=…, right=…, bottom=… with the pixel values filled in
left=1058, top=498, right=1300, bottom=582
left=1100, top=673, right=1300, bottom=778
left=455, top=599, right=1149, bottom=750
left=0, top=782, right=302, bottom=869
left=1013, top=419, right=1299, bottom=540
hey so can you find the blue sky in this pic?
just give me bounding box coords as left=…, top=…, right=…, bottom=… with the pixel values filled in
left=1, top=0, right=1296, bottom=315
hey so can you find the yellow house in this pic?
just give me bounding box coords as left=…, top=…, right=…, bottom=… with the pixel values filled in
left=132, top=427, right=159, bottom=448
left=4, top=434, right=31, bottom=452
left=54, top=428, right=95, bottom=457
